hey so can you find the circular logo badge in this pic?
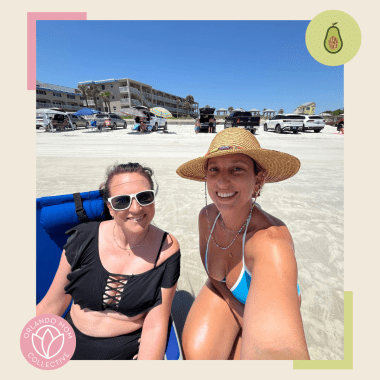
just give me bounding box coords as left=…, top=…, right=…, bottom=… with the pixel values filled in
left=20, top=314, right=76, bottom=370
left=306, top=10, right=361, bottom=66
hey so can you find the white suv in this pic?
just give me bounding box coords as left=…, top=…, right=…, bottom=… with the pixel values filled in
left=263, top=114, right=304, bottom=134
left=299, top=115, right=325, bottom=133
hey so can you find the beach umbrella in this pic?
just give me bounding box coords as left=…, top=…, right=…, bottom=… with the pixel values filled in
left=73, top=108, right=101, bottom=116
left=120, top=108, right=147, bottom=118
left=150, top=107, right=172, bottom=118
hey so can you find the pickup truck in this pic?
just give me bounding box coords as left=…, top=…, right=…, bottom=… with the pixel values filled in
left=224, top=111, right=260, bottom=134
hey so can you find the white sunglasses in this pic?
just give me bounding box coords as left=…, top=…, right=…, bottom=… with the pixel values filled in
left=108, top=190, right=155, bottom=211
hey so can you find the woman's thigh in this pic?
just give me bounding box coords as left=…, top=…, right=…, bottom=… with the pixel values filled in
left=182, top=279, right=241, bottom=360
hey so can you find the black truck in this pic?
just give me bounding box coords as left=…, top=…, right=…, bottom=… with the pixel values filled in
left=224, top=111, right=260, bottom=134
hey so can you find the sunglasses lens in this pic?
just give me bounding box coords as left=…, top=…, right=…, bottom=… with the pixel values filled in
left=111, top=195, right=131, bottom=210
left=136, top=191, right=155, bottom=205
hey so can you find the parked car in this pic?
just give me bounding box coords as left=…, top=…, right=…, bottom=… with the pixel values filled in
left=132, top=106, right=167, bottom=132
left=263, top=114, right=304, bottom=134
left=299, top=115, right=325, bottom=133
left=199, top=107, right=216, bottom=133
left=51, top=113, right=70, bottom=131
left=224, top=111, right=260, bottom=134
left=335, top=115, right=344, bottom=131
left=36, top=115, right=45, bottom=129
left=69, top=114, right=89, bottom=129
left=94, top=113, right=127, bottom=129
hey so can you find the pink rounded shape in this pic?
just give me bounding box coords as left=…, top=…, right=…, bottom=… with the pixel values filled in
left=20, top=314, right=76, bottom=370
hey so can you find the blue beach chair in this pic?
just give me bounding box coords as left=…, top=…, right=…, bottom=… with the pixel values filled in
left=36, top=190, right=183, bottom=360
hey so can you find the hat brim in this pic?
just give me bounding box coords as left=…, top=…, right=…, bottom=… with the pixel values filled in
left=176, top=148, right=300, bottom=183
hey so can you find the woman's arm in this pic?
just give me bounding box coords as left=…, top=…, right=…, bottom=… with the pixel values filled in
left=137, top=284, right=177, bottom=360
left=36, top=250, right=73, bottom=317
left=241, top=227, right=310, bottom=360
left=137, top=234, right=180, bottom=360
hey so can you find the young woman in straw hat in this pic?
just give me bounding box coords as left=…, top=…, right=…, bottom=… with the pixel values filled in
left=177, top=128, right=309, bottom=360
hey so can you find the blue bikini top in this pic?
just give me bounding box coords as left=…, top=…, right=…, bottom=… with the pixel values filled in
left=205, top=212, right=252, bottom=304
left=205, top=212, right=300, bottom=305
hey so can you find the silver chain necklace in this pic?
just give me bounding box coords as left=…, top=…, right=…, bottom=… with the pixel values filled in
left=205, top=181, right=255, bottom=251
left=113, top=223, right=150, bottom=254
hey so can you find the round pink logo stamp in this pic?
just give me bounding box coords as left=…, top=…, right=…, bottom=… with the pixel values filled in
left=20, top=314, right=76, bottom=370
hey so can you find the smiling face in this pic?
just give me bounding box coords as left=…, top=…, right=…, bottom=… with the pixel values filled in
left=107, top=172, right=155, bottom=232
left=206, top=153, right=262, bottom=211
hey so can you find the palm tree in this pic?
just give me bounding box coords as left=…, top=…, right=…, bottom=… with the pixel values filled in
left=228, top=106, right=234, bottom=113
left=100, top=91, right=112, bottom=113
left=75, top=85, right=89, bottom=107
left=176, top=98, right=181, bottom=118
left=89, top=84, right=101, bottom=111
left=183, top=101, right=191, bottom=117
left=185, top=95, right=195, bottom=117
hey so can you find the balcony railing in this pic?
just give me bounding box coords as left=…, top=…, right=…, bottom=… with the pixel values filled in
left=120, top=98, right=130, bottom=104
left=36, top=102, right=81, bottom=111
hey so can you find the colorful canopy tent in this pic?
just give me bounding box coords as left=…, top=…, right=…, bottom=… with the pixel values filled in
left=73, top=108, right=101, bottom=116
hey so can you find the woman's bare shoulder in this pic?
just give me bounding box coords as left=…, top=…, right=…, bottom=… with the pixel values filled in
left=154, top=225, right=180, bottom=263
left=246, top=207, right=295, bottom=265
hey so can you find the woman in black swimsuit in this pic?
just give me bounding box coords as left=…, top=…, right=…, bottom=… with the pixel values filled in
left=37, top=163, right=181, bottom=360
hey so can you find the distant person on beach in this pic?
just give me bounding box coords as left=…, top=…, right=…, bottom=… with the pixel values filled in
left=208, top=117, right=215, bottom=133
left=140, top=119, right=147, bottom=133
left=177, top=128, right=310, bottom=360
left=37, top=163, right=181, bottom=360
left=195, top=118, right=201, bottom=134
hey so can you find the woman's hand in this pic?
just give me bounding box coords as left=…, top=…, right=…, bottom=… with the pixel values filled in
left=241, top=227, right=310, bottom=360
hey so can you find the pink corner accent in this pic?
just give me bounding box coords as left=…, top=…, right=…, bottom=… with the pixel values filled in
left=27, top=12, right=87, bottom=90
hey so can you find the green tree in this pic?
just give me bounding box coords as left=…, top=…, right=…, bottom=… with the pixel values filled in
left=183, top=101, right=191, bottom=117
left=185, top=95, right=195, bottom=116
left=89, top=84, right=101, bottom=111
left=75, top=84, right=89, bottom=107
left=176, top=98, right=181, bottom=118
left=228, top=106, right=234, bottom=113
left=100, top=91, right=112, bottom=113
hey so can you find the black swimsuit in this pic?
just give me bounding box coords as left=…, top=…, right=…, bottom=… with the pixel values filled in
left=63, top=221, right=181, bottom=360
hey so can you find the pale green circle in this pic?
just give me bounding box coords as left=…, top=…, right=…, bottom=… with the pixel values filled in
left=306, top=10, right=361, bottom=66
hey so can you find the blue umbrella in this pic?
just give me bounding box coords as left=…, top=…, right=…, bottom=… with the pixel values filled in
left=73, top=108, right=101, bottom=116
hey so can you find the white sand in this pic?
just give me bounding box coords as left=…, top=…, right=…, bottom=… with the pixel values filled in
left=36, top=123, right=344, bottom=360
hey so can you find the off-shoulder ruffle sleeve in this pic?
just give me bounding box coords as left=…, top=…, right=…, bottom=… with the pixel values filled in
left=63, top=222, right=99, bottom=270
left=161, top=250, right=181, bottom=288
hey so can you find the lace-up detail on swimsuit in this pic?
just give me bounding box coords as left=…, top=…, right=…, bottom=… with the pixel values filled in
left=103, top=274, right=130, bottom=307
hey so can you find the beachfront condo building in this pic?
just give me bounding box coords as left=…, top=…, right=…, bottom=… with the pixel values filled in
left=36, top=80, right=83, bottom=112
left=77, top=78, right=199, bottom=118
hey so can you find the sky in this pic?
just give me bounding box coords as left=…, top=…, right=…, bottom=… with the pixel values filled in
left=36, top=20, right=343, bottom=114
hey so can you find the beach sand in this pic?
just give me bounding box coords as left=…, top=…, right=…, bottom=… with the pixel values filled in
left=36, top=123, right=344, bottom=360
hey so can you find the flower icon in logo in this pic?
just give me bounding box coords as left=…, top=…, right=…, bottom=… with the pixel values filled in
left=32, top=325, right=65, bottom=359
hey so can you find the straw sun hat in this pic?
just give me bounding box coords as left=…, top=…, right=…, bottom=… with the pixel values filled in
left=176, top=128, right=300, bottom=183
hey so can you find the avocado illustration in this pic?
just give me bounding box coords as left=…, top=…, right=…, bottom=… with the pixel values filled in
left=324, top=22, right=343, bottom=54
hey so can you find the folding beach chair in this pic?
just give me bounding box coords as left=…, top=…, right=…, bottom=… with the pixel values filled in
left=36, top=190, right=183, bottom=360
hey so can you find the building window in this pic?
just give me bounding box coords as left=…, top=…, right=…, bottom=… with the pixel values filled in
left=36, top=90, right=46, bottom=95
left=53, top=92, right=62, bottom=97
left=110, top=84, right=113, bottom=88
left=112, top=96, right=115, bottom=99
left=101, top=85, right=105, bottom=90
left=113, top=106, right=116, bottom=111
left=67, top=94, right=75, bottom=99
